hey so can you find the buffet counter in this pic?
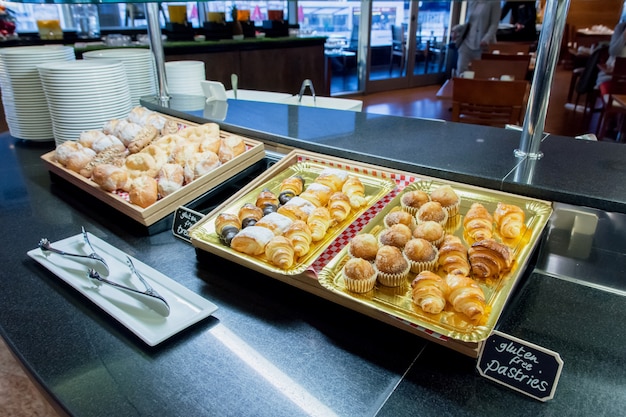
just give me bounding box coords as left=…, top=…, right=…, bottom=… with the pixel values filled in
left=75, top=36, right=329, bottom=96
left=1, top=98, right=626, bottom=416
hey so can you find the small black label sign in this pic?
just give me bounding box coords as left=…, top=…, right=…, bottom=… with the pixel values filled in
left=172, top=206, right=204, bottom=242
left=477, top=330, right=563, bottom=402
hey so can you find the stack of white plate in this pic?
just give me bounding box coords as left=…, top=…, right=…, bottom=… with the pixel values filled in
left=37, top=59, right=133, bottom=146
left=83, top=48, right=157, bottom=106
left=165, top=60, right=205, bottom=96
left=0, top=45, right=75, bottom=141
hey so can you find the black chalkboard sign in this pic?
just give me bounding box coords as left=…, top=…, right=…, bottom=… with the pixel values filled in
left=477, top=330, right=563, bottom=402
left=172, top=206, right=205, bottom=242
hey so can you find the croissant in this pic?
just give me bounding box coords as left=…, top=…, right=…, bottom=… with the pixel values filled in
left=411, top=271, right=448, bottom=314
left=283, top=220, right=313, bottom=258
left=214, top=213, right=241, bottom=246
left=438, top=234, right=470, bottom=276
left=300, top=183, right=332, bottom=207
left=238, top=203, right=264, bottom=228
left=468, top=238, right=513, bottom=280
left=463, top=203, right=494, bottom=242
left=445, top=273, right=486, bottom=321
left=278, top=176, right=305, bottom=205
left=265, top=236, right=296, bottom=269
left=342, top=176, right=367, bottom=208
left=277, top=204, right=310, bottom=222
left=307, top=206, right=332, bottom=242
left=255, top=212, right=294, bottom=236
left=328, top=192, right=352, bottom=223
left=230, top=226, right=275, bottom=256
left=315, top=168, right=348, bottom=192
left=255, top=189, right=279, bottom=215
left=493, top=202, right=525, bottom=239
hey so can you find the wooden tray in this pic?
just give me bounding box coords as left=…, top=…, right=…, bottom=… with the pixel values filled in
left=41, top=115, right=265, bottom=226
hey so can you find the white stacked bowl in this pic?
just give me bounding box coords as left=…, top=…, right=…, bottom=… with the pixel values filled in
left=165, top=60, right=205, bottom=96
left=83, top=48, right=157, bottom=106
left=0, top=45, right=75, bottom=141
left=37, top=59, right=133, bottom=146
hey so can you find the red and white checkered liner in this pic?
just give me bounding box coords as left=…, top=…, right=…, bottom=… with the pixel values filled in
left=296, top=155, right=418, bottom=274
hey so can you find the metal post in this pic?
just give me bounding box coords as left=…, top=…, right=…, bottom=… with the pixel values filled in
left=515, top=0, right=571, bottom=159
left=146, top=3, right=169, bottom=104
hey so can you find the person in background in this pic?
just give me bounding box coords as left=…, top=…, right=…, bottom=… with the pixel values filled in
left=452, top=0, right=501, bottom=73
left=500, top=1, right=538, bottom=42
left=596, top=20, right=626, bottom=86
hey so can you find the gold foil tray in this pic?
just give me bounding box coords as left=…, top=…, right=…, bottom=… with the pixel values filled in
left=190, top=161, right=396, bottom=276
left=318, top=180, right=552, bottom=343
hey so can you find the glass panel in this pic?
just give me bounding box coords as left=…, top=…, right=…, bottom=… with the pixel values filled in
left=412, top=0, right=451, bottom=76
left=298, top=0, right=361, bottom=95
left=371, top=1, right=404, bottom=80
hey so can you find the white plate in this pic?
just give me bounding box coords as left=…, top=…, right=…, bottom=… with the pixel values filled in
left=28, top=233, right=218, bottom=346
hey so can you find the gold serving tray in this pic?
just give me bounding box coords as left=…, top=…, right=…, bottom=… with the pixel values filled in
left=318, top=180, right=552, bottom=343
left=190, top=161, right=396, bottom=276
left=40, top=114, right=265, bottom=226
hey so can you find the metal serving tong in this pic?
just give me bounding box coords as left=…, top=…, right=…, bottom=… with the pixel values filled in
left=39, top=227, right=110, bottom=277
left=87, top=256, right=170, bottom=317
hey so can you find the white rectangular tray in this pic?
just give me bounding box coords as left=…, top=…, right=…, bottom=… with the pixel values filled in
left=28, top=233, right=218, bottom=346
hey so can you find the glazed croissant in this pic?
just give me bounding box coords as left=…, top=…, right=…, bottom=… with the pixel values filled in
left=445, top=273, right=486, bottom=321
left=493, top=202, right=525, bottom=239
left=342, top=176, right=367, bottom=208
left=255, top=212, right=294, bottom=236
left=463, top=203, right=494, bottom=242
left=214, top=212, right=241, bottom=246
left=277, top=204, right=310, bottom=222
left=283, top=220, right=313, bottom=258
left=307, top=206, right=332, bottom=242
left=238, top=203, right=264, bottom=228
left=315, top=168, right=348, bottom=192
left=468, top=238, right=513, bottom=280
left=411, top=271, right=448, bottom=314
left=265, top=235, right=296, bottom=269
left=438, top=234, right=470, bottom=276
left=300, top=183, right=332, bottom=207
left=328, top=191, right=352, bottom=223
left=230, top=225, right=275, bottom=256
left=255, top=189, right=279, bottom=215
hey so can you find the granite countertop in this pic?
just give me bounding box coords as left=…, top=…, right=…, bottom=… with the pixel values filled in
left=144, top=96, right=626, bottom=215
left=1, top=98, right=626, bottom=416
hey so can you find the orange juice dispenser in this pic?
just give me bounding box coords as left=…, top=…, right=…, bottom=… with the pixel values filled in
left=35, top=4, right=63, bottom=40
left=204, top=2, right=230, bottom=40
left=262, top=1, right=288, bottom=37
left=165, top=2, right=193, bottom=40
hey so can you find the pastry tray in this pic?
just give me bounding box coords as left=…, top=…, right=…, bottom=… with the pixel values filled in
left=189, top=160, right=396, bottom=276
left=40, top=114, right=266, bottom=226
left=318, top=180, right=552, bottom=343
left=28, top=232, right=218, bottom=346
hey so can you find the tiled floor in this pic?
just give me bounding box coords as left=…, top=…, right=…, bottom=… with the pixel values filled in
left=0, top=337, right=61, bottom=417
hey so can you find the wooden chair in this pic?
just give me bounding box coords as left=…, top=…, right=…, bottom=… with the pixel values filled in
left=488, top=42, right=532, bottom=55
left=597, top=57, right=626, bottom=140
left=469, top=57, right=530, bottom=81
left=389, top=24, right=406, bottom=75
left=451, top=77, right=529, bottom=127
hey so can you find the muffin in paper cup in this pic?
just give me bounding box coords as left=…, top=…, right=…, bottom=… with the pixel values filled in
left=400, top=190, right=430, bottom=216
left=416, top=201, right=449, bottom=229
left=342, top=257, right=378, bottom=293
left=375, top=245, right=411, bottom=287
left=404, top=238, right=439, bottom=274
left=384, top=209, right=417, bottom=231
left=430, top=184, right=461, bottom=219
left=408, top=251, right=439, bottom=274
left=412, top=220, right=445, bottom=248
